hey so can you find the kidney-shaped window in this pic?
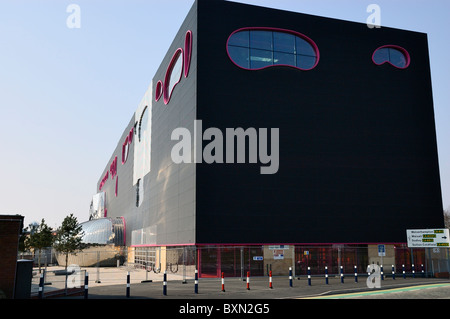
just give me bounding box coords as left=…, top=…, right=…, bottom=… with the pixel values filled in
left=227, top=27, right=319, bottom=71
left=163, top=48, right=183, bottom=104
left=155, top=80, right=163, bottom=102
left=372, top=45, right=410, bottom=69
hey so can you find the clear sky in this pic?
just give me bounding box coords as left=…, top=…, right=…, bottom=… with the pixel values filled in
left=0, top=0, right=449, bottom=230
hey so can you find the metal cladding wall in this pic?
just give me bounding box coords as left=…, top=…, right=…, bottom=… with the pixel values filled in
left=96, top=2, right=198, bottom=246
left=195, top=0, right=444, bottom=244
left=96, top=116, right=136, bottom=223
left=139, top=2, right=197, bottom=246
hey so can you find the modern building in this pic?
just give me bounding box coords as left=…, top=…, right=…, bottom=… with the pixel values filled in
left=87, top=0, right=445, bottom=277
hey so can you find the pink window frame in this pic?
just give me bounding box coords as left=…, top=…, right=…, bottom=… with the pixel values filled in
left=184, top=30, right=193, bottom=77
left=122, top=127, right=134, bottom=164
left=110, top=156, right=117, bottom=179
left=155, top=80, right=163, bottom=102
left=163, top=48, right=184, bottom=105
left=122, top=137, right=129, bottom=164
left=226, top=27, right=320, bottom=71
left=372, top=45, right=411, bottom=69
left=128, top=127, right=134, bottom=144
left=155, top=30, right=192, bottom=105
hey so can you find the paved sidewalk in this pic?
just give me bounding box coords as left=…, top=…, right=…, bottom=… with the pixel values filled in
left=58, top=272, right=450, bottom=299
left=31, top=265, right=187, bottom=297
left=32, top=269, right=450, bottom=319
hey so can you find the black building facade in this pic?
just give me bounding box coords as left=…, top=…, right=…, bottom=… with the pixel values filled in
left=90, top=0, right=444, bottom=277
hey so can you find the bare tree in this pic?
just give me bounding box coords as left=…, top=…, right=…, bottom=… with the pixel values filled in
left=444, top=208, right=450, bottom=229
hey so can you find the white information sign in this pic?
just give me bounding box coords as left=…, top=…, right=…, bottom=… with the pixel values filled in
left=406, top=229, right=450, bottom=248
left=268, top=245, right=289, bottom=250
left=378, top=244, right=386, bottom=256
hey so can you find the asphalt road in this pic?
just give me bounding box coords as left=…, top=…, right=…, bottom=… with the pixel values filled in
left=39, top=276, right=449, bottom=318
left=61, top=275, right=450, bottom=300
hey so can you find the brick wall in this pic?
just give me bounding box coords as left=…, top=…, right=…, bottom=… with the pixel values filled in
left=0, top=215, right=24, bottom=299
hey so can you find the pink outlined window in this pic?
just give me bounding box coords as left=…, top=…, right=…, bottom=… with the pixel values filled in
left=226, top=27, right=320, bottom=71
left=372, top=45, right=410, bottom=69
left=184, top=30, right=193, bottom=77
left=155, top=80, right=163, bottom=101
left=110, top=156, right=117, bottom=179
left=128, top=127, right=134, bottom=144
left=99, top=170, right=108, bottom=191
left=122, top=136, right=129, bottom=164
left=122, top=128, right=134, bottom=164
left=115, top=176, right=118, bottom=197
left=163, top=48, right=184, bottom=105
left=138, top=106, right=148, bottom=142
left=155, top=30, right=192, bottom=105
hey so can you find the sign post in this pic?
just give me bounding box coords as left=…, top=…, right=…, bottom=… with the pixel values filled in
left=378, top=244, right=385, bottom=273
left=378, top=244, right=386, bottom=256
left=407, top=229, right=449, bottom=278
left=406, top=229, right=450, bottom=248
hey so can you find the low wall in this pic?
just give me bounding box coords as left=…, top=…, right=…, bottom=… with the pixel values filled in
left=55, top=245, right=125, bottom=267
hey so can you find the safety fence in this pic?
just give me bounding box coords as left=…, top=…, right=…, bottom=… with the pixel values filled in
left=149, top=244, right=450, bottom=279
left=26, top=244, right=450, bottom=298
left=29, top=262, right=194, bottom=298
left=31, top=263, right=441, bottom=299
left=31, top=268, right=87, bottom=298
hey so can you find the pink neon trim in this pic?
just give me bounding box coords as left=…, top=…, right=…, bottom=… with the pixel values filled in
left=184, top=30, right=193, bottom=77
left=163, top=48, right=184, bottom=105
left=226, top=27, right=320, bottom=71
left=155, top=80, right=163, bottom=102
left=372, top=44, right=411, bottom=69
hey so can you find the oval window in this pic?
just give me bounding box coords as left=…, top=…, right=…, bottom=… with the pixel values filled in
left=184, top=30, right=193, bottom=77
left=155, top=80, right=163, bottom=101
left=139, top=106, right=148, bottom=142
left=372, top=45, right=410, bottom=69
left=163, top=48, right=183, bottom=104
left=122, top=136, right=129, bottom=164
left=227, top=27, right=319, bottom=71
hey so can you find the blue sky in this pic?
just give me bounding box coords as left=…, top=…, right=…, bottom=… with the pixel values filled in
left=0, top=0, right=449, bottom=229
